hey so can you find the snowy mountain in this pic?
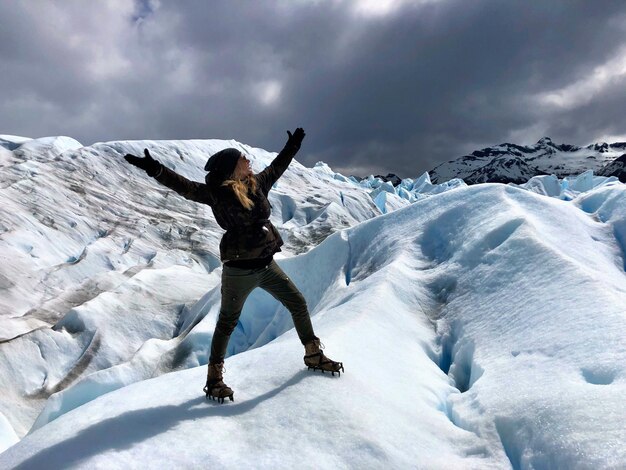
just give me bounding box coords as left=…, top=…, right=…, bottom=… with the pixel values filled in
left=430, top=137, right=626, bottom=184
left=1, top=134, right=625, bottom=468
left=373, top=173, right=402, bottom=186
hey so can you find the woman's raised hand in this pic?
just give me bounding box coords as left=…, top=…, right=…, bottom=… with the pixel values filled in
left=124, top=148, right=162, bottom=176
left=286, top=128, right=306, bottom=147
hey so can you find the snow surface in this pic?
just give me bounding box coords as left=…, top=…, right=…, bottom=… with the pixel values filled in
left=1, top=135, right=625, bottom=468
left=0, top=136, right=380, bottom=436
left=0, top=135, right=462, bottom=442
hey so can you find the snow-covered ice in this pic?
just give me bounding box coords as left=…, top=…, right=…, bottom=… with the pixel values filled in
left=1, top=135, right=625, bottom=468
left=0, top=135, right=395, bottom=437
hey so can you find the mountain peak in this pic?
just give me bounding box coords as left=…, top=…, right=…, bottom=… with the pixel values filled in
left=589, top=142, right=609, bottom=152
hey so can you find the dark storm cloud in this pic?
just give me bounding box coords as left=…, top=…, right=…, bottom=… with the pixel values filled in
left=1, top=0, right=626, bottom=179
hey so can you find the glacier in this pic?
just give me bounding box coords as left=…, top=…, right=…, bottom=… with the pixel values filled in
left=0, top=135, right=625, bottom=468
left=0, top=134, right=460, bottom=441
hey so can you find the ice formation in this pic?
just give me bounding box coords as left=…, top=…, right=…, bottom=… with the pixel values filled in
left=1, top=134, right=625, bottom=468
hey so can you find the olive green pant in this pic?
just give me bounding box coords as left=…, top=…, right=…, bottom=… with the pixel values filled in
left=209, top=259, right=317, bottom=363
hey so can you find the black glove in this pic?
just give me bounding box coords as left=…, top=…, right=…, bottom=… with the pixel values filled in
left=124, top=148, right=162, bottom=177
left=286, top=127, right=305, bottom=148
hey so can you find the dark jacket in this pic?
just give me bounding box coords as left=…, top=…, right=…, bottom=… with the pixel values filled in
left=152, top=142, right=300, bottom=262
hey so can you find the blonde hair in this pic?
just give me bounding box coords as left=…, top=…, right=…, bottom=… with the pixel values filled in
left=221, top=174, right=257, bottom=210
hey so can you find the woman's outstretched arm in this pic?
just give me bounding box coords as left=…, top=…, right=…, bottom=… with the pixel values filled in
left=124, top=148, right=214, bottom=206
left=256, top=128, right=305, bottom=194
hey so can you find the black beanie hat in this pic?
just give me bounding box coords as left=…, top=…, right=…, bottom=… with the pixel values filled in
left=204, top=148, right=241, bottom=178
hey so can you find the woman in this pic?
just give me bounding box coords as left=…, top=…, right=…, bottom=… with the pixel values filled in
left=124, top=128, right=343, bottom=404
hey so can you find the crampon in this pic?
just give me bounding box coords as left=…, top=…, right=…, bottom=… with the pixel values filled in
left=203, top=381, right=234, bottom=404
left=304, top=339, right=344, bottom=377
left=204, top=362, right=234, bottom=403
left=305, top=353, right=344, bottom=376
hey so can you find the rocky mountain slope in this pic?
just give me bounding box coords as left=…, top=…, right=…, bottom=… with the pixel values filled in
left=597, top=153, right=626, bottom=183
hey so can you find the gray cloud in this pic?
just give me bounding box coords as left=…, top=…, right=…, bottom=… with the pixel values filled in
left=1, top=0, right=626, bottom=178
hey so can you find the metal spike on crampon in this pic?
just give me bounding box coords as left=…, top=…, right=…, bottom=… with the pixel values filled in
left=306, top=361, right=344, bottom=376
left=204, top=388, right=234, bottom=404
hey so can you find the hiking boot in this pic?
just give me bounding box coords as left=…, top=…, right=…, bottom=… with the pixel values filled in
left=304, top=338, right=344, bottom=376
left=203, top=362, right=234, bottom=403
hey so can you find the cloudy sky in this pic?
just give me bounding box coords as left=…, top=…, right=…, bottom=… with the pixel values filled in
left=2, top=0, right=626, bottom=178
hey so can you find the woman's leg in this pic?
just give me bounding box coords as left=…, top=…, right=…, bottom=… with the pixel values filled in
left=258, top=260, right=317, bottom=345
left=209, top=268, right=258, bottom=363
